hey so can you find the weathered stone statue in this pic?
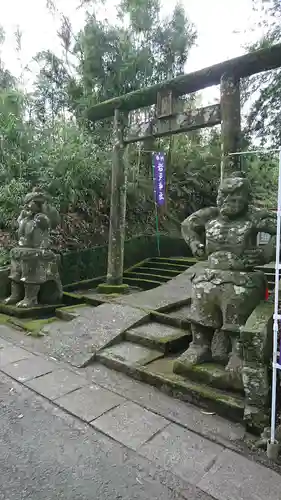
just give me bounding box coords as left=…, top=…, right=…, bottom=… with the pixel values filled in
left=4, top=188, right=63, bottom=308
left=174, top=172, right=276, bottom=375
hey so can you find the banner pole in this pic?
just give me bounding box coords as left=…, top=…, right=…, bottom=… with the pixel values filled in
left=152, top=155, right=161, bottom=256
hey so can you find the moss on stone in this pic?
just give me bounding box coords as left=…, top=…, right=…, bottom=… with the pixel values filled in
left=3, top=315, right=57, bottom=337
left=62, top=291, right=85, bottom=303
left=57, top=303, right=87, bottom=312
left=0, top=302, right=59, bottom=319
left=23, top=317, right=57, bottom=336
left=0, top=313, right=12, bottom=325
left=56, top=303, right=87, bottom=321
left=124, top=277, right=163, bottom=289
left=141, top=358, right=245, bottom=412
left=155, top=333, right=187, bottom=343
left=97, top=283, right=130, bottom=294
left=61, top=234, right=191, bottom=285
left=243, top=300, right=274, bottom=332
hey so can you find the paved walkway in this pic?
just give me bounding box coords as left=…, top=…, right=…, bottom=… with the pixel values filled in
left=0, top=334, right=280, bottom=500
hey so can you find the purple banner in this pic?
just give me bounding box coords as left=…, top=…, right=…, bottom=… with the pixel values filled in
left=152, top=152, right=166, bottom=206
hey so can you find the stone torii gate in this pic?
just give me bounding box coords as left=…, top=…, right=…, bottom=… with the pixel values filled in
left=86, top=43, right=281, bottom=291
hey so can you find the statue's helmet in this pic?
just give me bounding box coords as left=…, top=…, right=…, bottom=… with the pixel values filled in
left=24, top=187, right=48, bottom=205
left=219, top=171, right=250, bottom=196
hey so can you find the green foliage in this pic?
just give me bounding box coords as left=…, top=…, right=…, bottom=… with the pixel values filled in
left=244, top=0, right=281, bottom=145
left=0, top=0, right=277, bottom=255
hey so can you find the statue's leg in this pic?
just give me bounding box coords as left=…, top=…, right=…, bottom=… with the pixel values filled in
left=4, top=256, right=23, bottom=305
left=188, top=322, right=213, bottom=362
left=16, top=284, right=40, bottom=308
left=4, top=281, right=23, bottom=305
left=174, top=323, right=214, bottom=375
left=211, top=328, right=231, bottom=365
left=174, top=281, right=220, bottom=372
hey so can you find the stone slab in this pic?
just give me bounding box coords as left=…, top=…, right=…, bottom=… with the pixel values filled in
left=1, top=357, right=59, bottom=382
left=139, top=423, right=223, bottom=485
left=198, top=448, right=281, bottom=500
left=113, top=263, right=204, bottom=311
left=98, top=342, right=163, bottom=367
left=92, top=401, right=169, bottom=450
left=178, top=362, right=244, bottom=393
left=126, top=453, right=218, bottom=500
left=0, top=336, right=12, bottom=349
left=141, top=357, right=245, bottom=421
left=168, top=305, right=192, bottom=320
left=85, top=364, right=246, bottom=446
left=55, top=304, right=90, bottom=320
left=127, top=322, right=189, bottom=351
left=38, top=303, right=149, bottom=367
left=55, top=384, right=125, bottom=422
left=0, top=302, right=61, bottom=319
left=26, top=368, right=87, bottom=400
left=0, top=372, right=183, bottom=500
left=0, top=345, right=34, bottom=367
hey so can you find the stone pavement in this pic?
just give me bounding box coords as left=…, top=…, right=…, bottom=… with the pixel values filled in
left=0, top=335, right=280, bottom=500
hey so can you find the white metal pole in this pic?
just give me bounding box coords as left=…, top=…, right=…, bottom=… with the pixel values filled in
left=270, top=149, right=281, bottom=444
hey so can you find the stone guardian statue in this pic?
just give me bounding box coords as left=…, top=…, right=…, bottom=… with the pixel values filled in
left=4, top=188, right=63, bottom=308
left=174, top=172, right=276, bottom=375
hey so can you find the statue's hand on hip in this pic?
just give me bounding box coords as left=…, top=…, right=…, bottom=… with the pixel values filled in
left=190, top=241, right=205, bottom=259
left=243, top=248, right=264, bottom=267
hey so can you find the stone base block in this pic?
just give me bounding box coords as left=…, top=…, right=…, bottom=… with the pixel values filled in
left=173, top=360, right=244, bottom=393
left=0, top=302, right=63, bottom=319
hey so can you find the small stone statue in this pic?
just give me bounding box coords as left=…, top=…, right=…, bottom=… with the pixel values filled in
left=175, top=172, right=276, bottom=374
left=4, top=188, right=62, bottom=308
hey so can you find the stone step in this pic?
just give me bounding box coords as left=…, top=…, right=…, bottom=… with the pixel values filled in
left=134, top=266, right=180, bottom=277
left=97, top=345, right=245, bottom=425
left=142, top=261, right=188, bottom=271
left=142, top=357, right=245, bottom=424
left=125, top=322, right=190, bottom=353
left=167, top=305, right=192, bottom=328
left=123, top=277, right=164, bottom=289
left=173, top=360, right=244, bottom=394
left=151, top=257, right=197, bottom=265
left=124, top=271, right=168, bottom=283
left=97, top=342, right=164, bottom=374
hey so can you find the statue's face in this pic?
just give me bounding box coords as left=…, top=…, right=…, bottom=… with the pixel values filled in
left=217, top=178, right=248, bottom=218
left=26, top=200, right=41, bottom=214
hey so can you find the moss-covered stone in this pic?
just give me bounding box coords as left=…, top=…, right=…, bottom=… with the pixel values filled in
left=98, top=351, right=245, bottom=424
left=97, top=283, right=129, bottom=294
left=123, top=277, right=163, bottom=289
left=22, top=317, right=57, bottom=336
left=60, top=235, right=191, bottom=285
left=0, top=313, right=12, bottom=325
left=174, top=361, right=244, bottom=393
left=0, top=302, right=62, bottom=319
left=5, top=316, right=57, bottom=337
left=56, top=303, right=87, bottom=321
left=125, top=271, right=168, bottom=282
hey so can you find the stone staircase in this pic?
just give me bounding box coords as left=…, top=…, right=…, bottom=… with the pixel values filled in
left=96, top=313, right=245, bottom=425
left=123, top=257, right=197, bottom=289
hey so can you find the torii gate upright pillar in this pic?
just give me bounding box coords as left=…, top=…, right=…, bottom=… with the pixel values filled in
left=220, top=74, right=241, bottom=179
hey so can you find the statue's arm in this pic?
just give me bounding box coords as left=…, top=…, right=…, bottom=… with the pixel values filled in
left=34, top=213, right=50, bottom=230
left=44, top=205, right=60, bottom=229
left=256, top=211, right=276, bottom=236
left=17, top=210, right=27, bottom=225
left=181, top=207, right=218, bottom=257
